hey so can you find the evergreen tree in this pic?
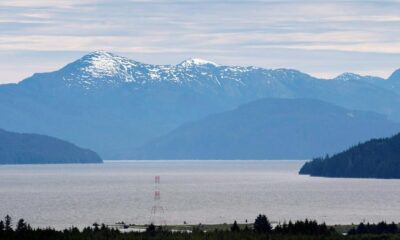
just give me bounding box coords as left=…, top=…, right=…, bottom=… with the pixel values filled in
left=356, top=222, right=367, bottom=234
left=388, top=222, right=398, bottom=233
left=16, top=218, right=28, bottom=232
left=253, top=214, right=272, bottom=233
left=5, top=215, right=12, bottom=232
left=92, top=222, right=100, bottom=231
left=230, top=220, right=240, bottom=232
left=146, top=223, right=156, bottom=233
left=101, top=223, right=107, bottom=231
left=0, top=220, right=4, bottom=233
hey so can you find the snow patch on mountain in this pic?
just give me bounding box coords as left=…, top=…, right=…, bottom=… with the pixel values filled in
left=178, top=58, right=219, bottom=67
left=80, top=51, right=137, bottom=80
left=334, top=73, right=363, bottom=81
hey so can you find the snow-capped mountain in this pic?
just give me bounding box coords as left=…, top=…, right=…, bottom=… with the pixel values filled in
left=46, top=51, right=231, bottom=89
left=1, top=51, right=400, bottom=159
left=333, top=72, right=384, bottom=82
left=21, top=51, right=316, bottom=92
left=21, top=51, right=399, bottom=93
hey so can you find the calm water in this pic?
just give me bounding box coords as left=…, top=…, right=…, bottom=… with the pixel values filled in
left=1, top=160, right=400, bottom=229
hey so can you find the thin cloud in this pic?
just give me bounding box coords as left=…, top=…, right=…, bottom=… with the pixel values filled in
left=1, top=0, right=400, bottom=82
left=0, top=0, right=100, bottom=7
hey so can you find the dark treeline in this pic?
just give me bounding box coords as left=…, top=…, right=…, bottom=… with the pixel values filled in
left=275, top=219, right=333, bottom=235
left=299, top=133, right=400, bottom=179
left=1, top=214, right=400, bottom=240
left=348, top=222, right=399, bottom=235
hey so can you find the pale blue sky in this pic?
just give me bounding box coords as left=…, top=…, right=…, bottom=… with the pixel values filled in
left=1, top=0, right=400, bottom=83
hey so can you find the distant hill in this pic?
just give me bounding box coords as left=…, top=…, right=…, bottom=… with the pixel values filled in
left=0, top=129, right=102, bottom=164
left=2, top=51, right=400, bottom=159
left=131, top=98, right=400, bottom=160
left=299, top=133, right=400, bottom=179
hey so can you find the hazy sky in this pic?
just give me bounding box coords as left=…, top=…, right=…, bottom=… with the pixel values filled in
left=1, top=0, right=400, bottom=83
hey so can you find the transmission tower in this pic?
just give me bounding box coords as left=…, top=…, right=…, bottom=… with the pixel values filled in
left=150, top=175, right=166, bottom=226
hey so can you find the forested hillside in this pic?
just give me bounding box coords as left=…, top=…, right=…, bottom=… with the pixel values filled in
left=0, top=129, right=102, bottom=164
left=299, top=133, right=400, bottom=178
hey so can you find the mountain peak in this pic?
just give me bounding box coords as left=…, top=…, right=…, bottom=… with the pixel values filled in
left=80, top=50, right=121, bottom=64
left=86, top=50, right=114, bottom=57
left=178, top=58, right=219, bottom=67
left=54, top=51, right=142, bottom=89
left=334, top=72, right=363, bottom=81
left=77, top=51, right=139, bottom=79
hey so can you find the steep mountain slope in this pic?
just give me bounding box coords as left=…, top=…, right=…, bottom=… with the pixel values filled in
left=131, top=98, right=400, bottom=160
left=1, top=51, right=400, bottom=159
left=0, top=129, right=102, bottom=164
left=388, top=69, right=400, bottom=81
left=299, top=133, right=400, bottom=179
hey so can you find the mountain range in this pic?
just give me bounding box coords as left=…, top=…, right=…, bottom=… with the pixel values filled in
left=1, top=51, right=400, bottom=159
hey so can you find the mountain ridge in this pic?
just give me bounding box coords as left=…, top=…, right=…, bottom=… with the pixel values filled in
left=18, top=51, right=317, bottom=91
left=130, top=98, right=400, bottom=160
left=10, top=51, right=399, bottom=85
left=15, top=51, right=399, bottom=87
left=0, top=128, right=102, bottom=164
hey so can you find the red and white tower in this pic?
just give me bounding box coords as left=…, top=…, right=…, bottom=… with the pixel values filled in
left=150, top=175, right=166, bottom=225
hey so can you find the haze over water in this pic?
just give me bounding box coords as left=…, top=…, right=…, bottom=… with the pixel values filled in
left=1, top=160, right=400, bottom=229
